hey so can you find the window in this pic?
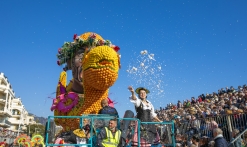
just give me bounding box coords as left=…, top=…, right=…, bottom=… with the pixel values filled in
left=12, top=110, right=16, bottom=115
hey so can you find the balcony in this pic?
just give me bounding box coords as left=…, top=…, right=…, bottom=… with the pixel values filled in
left=12, top=105, right=23, bottom=110
left=0, top=118, right=11, bottom=127
left=0, top=97, right=6, bottom=104
left=0, top=108, right=12, bottom=117
left=9, top=120, right=21, bottom=125
left=0, top=85, right=7, bottom=92
left=11, top=114, right=21, bottom=118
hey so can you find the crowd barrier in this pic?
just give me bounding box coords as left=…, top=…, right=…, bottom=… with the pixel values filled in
left=45, top=115, right=176, bottom=147
left=0, top=137, right=15, bottom=145
left=0, top=128, right=16, bottom=145
left=177, top=113, right=247, bottom=141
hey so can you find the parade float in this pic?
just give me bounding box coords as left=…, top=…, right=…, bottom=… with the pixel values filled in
left=14, top=134, right=31, bottom=147
left=51, top=32, right=121, bottom=131
left=14, top=134, right=45, bottom=147
left=48, top=32, right=175, bottom=147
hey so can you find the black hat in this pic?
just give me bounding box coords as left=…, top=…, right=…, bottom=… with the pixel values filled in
left=135, top=87, right=150, bottom=94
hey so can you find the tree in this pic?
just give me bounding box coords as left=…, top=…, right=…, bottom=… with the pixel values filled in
left=28, top=123, right=45, bottom=137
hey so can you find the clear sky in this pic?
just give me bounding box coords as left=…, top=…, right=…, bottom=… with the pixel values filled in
left=0, top=0, right=247, bottom=118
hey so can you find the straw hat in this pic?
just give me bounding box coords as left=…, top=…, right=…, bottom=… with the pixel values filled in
left=135, top=87, right=150, bottom=94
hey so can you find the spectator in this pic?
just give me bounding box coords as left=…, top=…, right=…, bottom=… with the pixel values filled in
left=0, top=139, right=7, bottom=147
left=229, top=129, right=242, bottom=147
left=210, top=121, right=218, bottom=130
left=177, top=100, right=182, bottom=108
left=230, top=86, right=236, bottom=93
left=191, top=135, right=199, bottom=147
left=175, top=134, right=183, bottom=145
left=226, top=87, right=230, bottom=93
left=238, top=86, right=243, bottom=92
left=243, top=132, right=247, bottom=147
left=186, top=100, right=191, bottom=108
left=201, top=94, right=206, bottom=101
left=199, top=136, right=209, bottom=147
left=190, top=115, right=199, bottom=135
left=197, top=95, right=203, bottom=103
left=174, top=116, right=182, bottom=134
left=180, top=134, right=189, bottom=147
left=218, top=106, right=225, bottom=115
left=208, top=141, right=215, bottom=147
left=191, top=97, right=196, bottom=105
left=213, top=128, right=228, bottom=147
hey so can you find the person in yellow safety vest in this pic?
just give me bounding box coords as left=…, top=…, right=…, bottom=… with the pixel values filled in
left=97, top=119, right=124, bottom=147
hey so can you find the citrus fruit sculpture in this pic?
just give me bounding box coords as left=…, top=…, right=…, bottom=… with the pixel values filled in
left=51, top=32, right=121, bottom=131
left=14, top=134, right=31, bottom=147
left=31, top=135, right=45, bottom=147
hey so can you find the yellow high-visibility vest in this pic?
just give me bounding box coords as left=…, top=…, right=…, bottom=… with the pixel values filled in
left=102, top=127, right=121, bottom=147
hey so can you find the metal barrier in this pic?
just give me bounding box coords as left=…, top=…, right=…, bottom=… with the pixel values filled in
left=177, top=113, right=247, bottom=142
left=0, top=137, right=15, bottom=146
left=45, top=115, right=175, bottom=147
left=0, top=128, right=17, bottom=146
left=140, top=121, right=175, bottom=147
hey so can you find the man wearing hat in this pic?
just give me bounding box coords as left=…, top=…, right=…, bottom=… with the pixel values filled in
left=128, top=86, right=162, bottom=146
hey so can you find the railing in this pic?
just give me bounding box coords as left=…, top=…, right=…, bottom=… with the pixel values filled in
left=0, top=127, right=17, bottom=145
left=45, top=115, right=175, bottom=147
left=0, top=96, right=6, bottom=100
left=0, top=118, right=11, bottom=126
left=177, top=113, right=247, bottom=141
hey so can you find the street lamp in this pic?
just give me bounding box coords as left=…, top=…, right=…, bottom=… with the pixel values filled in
left=28, top=123, right=30, bottom=137
left=17, top=109, right=25, bottom=136
left=35, top=128, right=41, bottom=134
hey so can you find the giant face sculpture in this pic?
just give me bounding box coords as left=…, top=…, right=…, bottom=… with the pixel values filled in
left=52, top=32, right=121, bottom=131
left=66, top=49, right=85, bottom=94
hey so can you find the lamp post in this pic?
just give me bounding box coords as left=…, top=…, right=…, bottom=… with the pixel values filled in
left=17, top=109, right=25, bottom=136
left=28, top=123, right=30, bottom=137
left=17, top=120, right=22, bottom=136
left=35, top=128, right=41, bottom=134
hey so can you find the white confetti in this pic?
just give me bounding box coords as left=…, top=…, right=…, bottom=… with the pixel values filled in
left=140, top=50, right=148, bottom=55
left=127, top=50, right=165, bottom=103
left=132, top=67, right=137, bottom=72
left=148, top=54, right=155, bottom=60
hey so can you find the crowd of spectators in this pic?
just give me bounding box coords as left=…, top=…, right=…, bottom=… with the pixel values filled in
left=156, top=85, right=247, bottom=121
left=155, top=84, right=247, bottom=147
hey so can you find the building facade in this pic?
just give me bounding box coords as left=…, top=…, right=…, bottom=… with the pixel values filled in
left=0, top=72, right=36, bottom=133
left=0, top=72, right=14, bottom=129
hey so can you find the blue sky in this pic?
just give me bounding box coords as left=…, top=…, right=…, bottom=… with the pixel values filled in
left=0, top=0, right=247, bottom=118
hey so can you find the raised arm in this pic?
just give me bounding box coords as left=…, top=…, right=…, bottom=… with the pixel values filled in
left=195, top=105, right=206, bottom=119
left=128, top=86, right=136, bottom=100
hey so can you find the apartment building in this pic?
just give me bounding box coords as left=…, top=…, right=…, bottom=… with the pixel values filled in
left=0, top=72, right=36, bottom=132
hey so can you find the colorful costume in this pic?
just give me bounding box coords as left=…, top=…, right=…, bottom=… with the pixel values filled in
left=130, top=98, right=159, bottom=146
